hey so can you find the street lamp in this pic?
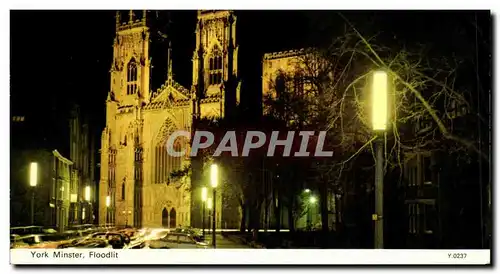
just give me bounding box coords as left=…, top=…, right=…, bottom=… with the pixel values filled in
left=201, top=187, right=208, bottom=238
left=29, top=162, right=38, bottom=225
left=372, top=70, right=388, bottom=249
left=304, top=188, right=311, bottom=193
left=210, top=164, right=218, bottom=248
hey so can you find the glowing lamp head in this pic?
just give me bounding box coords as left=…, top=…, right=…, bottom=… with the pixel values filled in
left=201, top=187, right=208, bottom=202
left=85, top=186, right=91, bottom=201
left=304, top=189, right=311, bottom=193
left=309, top=196, right=317, bottom=204
left=207, top=198, right=213, bottom=210
left=105, top=196, right=111, bottom=207
left=210, top=164, right=218, bottom=188
left=29, top=162, right=38, bottom=187
left=372, top=70, right=388, bottom=131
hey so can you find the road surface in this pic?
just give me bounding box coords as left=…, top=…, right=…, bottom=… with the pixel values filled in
left=204, top=234, right=251, bottom=249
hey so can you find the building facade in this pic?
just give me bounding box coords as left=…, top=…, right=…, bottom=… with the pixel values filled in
left=10, top=149, right=73, bottom=231
left=98, top=10, right=240, bottom=229
left=68, top=105, right=97, bottom=226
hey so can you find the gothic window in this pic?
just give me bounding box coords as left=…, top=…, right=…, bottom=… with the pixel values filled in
left=127, top=58, right=138, bottom=95
left=155, top=140, right=183, bottom=184
left=209, top=47, right=223, bottom=85
left=121, top=183, right=125, bottom=200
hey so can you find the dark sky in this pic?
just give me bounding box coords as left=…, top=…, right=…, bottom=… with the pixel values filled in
left=10, top=10, right=491, bottom=154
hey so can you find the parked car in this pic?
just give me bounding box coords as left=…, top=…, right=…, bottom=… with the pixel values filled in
left=58, top=238, right=111, bottom=249
left=13, top=233, right=74, bottom=248
left=146, top=228, right=170, bottom=241
left=10, top=226, right=45, bottom=236
left=88, top=232, right=131, bottom=249
left=173, top=227, right=204, bottom=239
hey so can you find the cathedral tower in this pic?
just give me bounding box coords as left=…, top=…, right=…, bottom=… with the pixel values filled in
left=192, top=10, right=239, bottom=117
left=110, top=10, right=151, bottom=106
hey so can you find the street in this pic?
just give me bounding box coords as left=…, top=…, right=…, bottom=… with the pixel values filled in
left=204, top=234, right=253, bottom=249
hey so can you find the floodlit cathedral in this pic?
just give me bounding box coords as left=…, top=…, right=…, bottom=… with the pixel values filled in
left=98, top=10, right=240, bottom=228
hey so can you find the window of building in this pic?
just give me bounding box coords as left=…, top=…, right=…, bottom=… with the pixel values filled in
left=423, top=204, right=435, bottom=234
left=408, top=203, right=419, bottom=234
left=154, top=141, right=183, bottom=184
left=422, top=156, right=432, bottom=185
left=127, top=58, right=138, bottom=95
left=209, top=48, right=223, bottom=86
left=121, top=183, right=125, bottom=200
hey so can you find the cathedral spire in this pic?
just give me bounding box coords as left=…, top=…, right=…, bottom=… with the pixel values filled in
left=168, top=41, right=173, bottom=81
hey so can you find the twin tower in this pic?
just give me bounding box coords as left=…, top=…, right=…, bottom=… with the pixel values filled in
left=99, top=10, right=241, bottom=229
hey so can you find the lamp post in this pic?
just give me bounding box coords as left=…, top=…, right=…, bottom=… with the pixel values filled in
left=372, top=70, right=388, bottom=249
left=201, top=187, right=208, bottom=238
left=29, top=162, right=38, bottom=225
left=210, top=164, right=218, bottom=248
left=207, top=197, right=213, bottom=234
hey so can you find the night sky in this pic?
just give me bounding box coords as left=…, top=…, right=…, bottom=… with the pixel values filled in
left=10, top=10, right=491, bottom=155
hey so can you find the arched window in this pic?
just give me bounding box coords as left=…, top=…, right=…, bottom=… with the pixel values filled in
left=121, top=183, right=125, bottom=200
left=154, top=140, right=184, bottom=184
left=127, top=58, right=138, bottom=95
left=209, top=48, right=223, bottom=86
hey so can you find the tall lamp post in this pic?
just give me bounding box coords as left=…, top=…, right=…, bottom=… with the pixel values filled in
left=207, top=198, right=213, bottom=234
left=201, top=187, right=208, bottom=238
left=372, top=70, right=388, bottom=249
left=210, top=164, right=218, bottom=248
left=29, top=162, right=38, bottom=225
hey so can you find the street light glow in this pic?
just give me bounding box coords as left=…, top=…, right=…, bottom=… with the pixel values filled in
left=29, top=162, right=37, bottom=187
left=372, top=70, right=388, bottom=131
left=85, top=186, right=91, bottom=201
left=304, top=188, right=311, bottom=193
left=106, top=196, right=110, bottom=207
left=207, top=197, right=213, bottom=210
left=210, top=164, right=218, bottom=188
left=201, top=187, right=208, bottom=202
left=309, top=196, right=317, bottom=204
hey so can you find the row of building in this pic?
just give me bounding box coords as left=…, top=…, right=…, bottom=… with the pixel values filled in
left=10, top=105, right=97, bottom=231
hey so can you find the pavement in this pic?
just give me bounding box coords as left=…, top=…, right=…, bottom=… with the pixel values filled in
left=203, top=234, right=252, bottom=249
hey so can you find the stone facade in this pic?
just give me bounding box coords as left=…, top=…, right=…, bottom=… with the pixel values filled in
left=99, top=10, right=240, bottom=229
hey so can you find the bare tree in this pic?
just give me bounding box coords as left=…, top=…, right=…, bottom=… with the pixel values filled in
left=263, top=19, right=485, bottom=235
